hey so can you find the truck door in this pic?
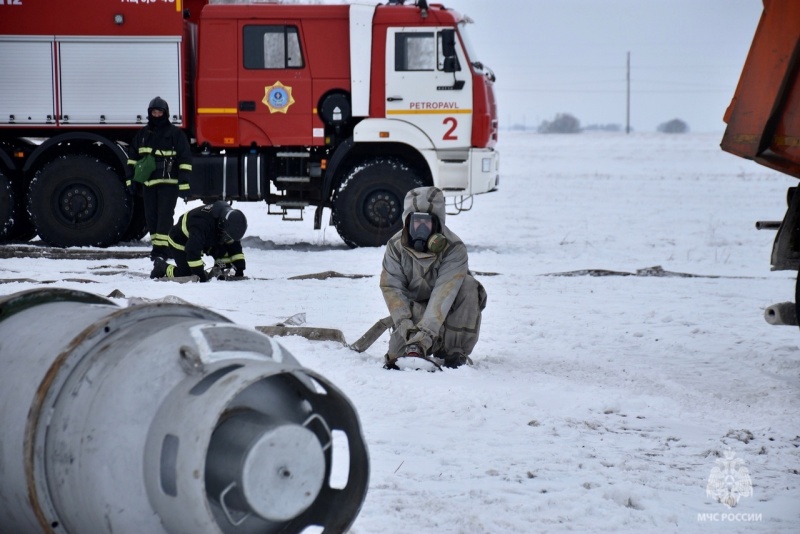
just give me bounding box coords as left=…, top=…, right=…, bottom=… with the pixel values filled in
left=385, top=27, right=473, bottom=149
left=237, top=22, right=312, bottom=146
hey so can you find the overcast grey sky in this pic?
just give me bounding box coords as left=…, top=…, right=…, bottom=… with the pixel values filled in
left=450, top=0, right=764, bottom=132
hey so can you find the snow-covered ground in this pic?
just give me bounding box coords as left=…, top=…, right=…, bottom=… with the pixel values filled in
left=2, top=131, right=799, bottom=532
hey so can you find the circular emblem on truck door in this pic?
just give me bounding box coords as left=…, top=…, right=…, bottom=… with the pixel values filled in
left=263, top=81, right=295, bottom=114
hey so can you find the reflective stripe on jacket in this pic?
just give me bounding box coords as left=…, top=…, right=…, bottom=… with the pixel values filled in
left=126, top=122, right=192, bottom=189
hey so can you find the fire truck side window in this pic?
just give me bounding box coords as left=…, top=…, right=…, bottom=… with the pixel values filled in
left=243, top=25, right=304, bottom=69
left=395, top=32, right=436, bottom=71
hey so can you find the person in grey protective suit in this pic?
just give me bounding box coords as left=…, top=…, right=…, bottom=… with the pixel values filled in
left=380, top=186, right=487, bottom=369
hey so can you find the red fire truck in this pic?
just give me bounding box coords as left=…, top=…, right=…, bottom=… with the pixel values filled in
left=0, top=0, right=499, bottom=248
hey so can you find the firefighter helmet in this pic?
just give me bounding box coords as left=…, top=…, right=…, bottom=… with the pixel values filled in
left=221, top=209, right=247, bottom=242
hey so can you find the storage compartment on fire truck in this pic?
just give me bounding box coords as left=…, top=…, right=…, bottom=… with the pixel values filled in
left=0, top=37, right=182, bottom=125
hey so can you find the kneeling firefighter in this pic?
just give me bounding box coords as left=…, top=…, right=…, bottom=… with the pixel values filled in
left=151, top=201, right=247, bottom=282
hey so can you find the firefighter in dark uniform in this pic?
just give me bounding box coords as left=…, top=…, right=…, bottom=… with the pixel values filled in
left=126, top=96, right=192, bottom=262
left=151, top=201, right=247, bottom=282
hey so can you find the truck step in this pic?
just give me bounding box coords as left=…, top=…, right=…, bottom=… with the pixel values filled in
left=276, top=152, right=310, bottom=158
left=276, top=200, right=309, bottom=208
left=276, top=176, right=311, bottom=183
left=268, top=201, right=306, bottom=222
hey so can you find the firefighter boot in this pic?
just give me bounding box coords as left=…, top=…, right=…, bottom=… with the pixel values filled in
left=442, top=352, right=470, bottom=369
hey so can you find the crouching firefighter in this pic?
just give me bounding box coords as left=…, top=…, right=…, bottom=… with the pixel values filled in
left=381, top=186, right=487, bottom=370
left=150, top=201, right=247, bottom=282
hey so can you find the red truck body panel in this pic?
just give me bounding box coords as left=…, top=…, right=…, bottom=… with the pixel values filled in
left=0, top=0, right=207, bottom=35
left=195, top=4, right=350, bottom=147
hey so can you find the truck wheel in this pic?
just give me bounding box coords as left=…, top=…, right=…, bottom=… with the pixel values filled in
left=333, top=157, right=425, bottom=248
left=119, top=195, right=148, bottom=242
left=28, top=155, right=132, bottom=247
left=0, top=171, right=13, bottom=239
left=0, top=170, right=36, bottom=242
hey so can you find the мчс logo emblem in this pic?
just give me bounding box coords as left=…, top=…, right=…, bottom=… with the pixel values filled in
left=706, top=448, right=753, bottom=508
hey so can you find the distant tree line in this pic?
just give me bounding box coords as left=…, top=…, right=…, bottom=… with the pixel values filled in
left=583, top=123, right=622, bottom=132
left=537, top=113, right=580, bottom=134
left=526, top=113, right=689, bottom=134
left=657, top=118, right=689, bottom=134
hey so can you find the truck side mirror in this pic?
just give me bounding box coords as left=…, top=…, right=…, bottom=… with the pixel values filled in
left=443, top=56, right=459, bottom=73
left=441, top=29, right=456, bottom=56
left=441, top=29, right=459, bottom=73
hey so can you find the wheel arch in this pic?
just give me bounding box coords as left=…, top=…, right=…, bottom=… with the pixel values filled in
left=23, top=133, right=130, bottom=178
left=331, top=156, right=426, bottom=248
left=315, top=138, right=432, bottom=229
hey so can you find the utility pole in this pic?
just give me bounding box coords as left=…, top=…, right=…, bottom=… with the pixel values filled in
left=626, top=51, right=630, bottom=134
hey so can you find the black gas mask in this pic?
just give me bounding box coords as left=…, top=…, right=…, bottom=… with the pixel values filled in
left=408, top=212, right=446, bottom=253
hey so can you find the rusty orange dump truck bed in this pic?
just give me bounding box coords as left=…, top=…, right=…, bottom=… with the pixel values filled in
left=721, top=0, right=800, bottom=180
left=722, top=0, right=800, bottom=325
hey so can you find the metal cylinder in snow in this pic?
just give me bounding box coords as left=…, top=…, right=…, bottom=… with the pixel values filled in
left=205, top=411, right=327, bottom=523
left=763, top=301, right=798, bottom=326
left=0, top=288, right=369, bottom=534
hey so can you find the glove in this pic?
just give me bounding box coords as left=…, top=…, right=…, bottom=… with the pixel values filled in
left=396, top=319, right=416, bottom=341
left=234, top=267, right=244, bottom=278
left=208, top=263, right=223, bottom=279
left=178, top=186, right=190, bottom=200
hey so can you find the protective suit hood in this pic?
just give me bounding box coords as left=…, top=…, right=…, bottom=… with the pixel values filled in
left=147, top=96, right=171, bottom=128
left=148, top=96, right=170, bottom=115
left=402, top=186, right=446, bottom=225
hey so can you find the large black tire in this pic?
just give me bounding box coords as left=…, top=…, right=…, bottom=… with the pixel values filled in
left=0, top=169, right=36, bottom=242
left=118, top=194, right=148, bottom=243
left=332, top=157, right=425, bottom=248
left=0, top=170, right=12, bottom=239
left=28, top=155, right=132, bottom=247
